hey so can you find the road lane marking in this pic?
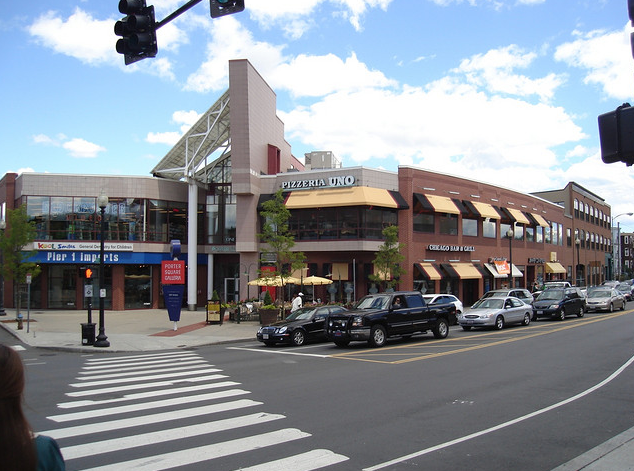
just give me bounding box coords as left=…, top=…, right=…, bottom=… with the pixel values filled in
left=236, top=449, right=349, bottom=470
left=363, top=341, right=634, bottom=470
left=227, top=346, right=331, bottom=358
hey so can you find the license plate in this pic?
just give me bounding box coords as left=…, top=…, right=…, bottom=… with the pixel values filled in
left=467, top=320, right=473, bottom=324
left=263, top=334, right=269, bottom=339
left=537, top=311, right=543, bottom=315
left=334, top=331, right=342, bottom=337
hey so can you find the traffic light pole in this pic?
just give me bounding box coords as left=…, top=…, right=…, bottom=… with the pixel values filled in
left=154, top=0, right=203, bottom=31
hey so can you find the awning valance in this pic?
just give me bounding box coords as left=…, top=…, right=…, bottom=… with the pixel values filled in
left=484, top=263, right=507, bottom=279
left=471, top=201, right=501, bottom=220
left=415, top=263, right=442, bottom=281
left=484, top=262, right=523, bottom=278
left=284, top=187, right=407, bottom=209
left=449, top=263, right=482, bottom=279
left=507, top=208, right=531, bottom=225
left=544, top=262, right=566, bottom=274
left=531, top=213, right=550, bottom=228
left=425, top=195, right=461, bottom=215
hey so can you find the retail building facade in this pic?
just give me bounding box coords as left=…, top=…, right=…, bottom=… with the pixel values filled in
left=0, top=59, right=615, bottom=310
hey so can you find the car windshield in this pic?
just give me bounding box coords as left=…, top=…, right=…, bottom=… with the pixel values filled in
left=617, top=284, right=630, bottom=292
left=537, top=289, right=564, bottom=301
left=588, top=290, right=611, bottom=299
left=284, top=308, right=316, bottom=321
left=472, top=298, right=504, bottom=309
left=356, top=295, right=390, bottom=310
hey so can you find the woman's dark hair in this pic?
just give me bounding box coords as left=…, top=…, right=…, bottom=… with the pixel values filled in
left=0, top=344, right=37, bottom=470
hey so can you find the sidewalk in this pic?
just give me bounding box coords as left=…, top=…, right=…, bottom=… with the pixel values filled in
left=0, top=308, right=260, bottom=353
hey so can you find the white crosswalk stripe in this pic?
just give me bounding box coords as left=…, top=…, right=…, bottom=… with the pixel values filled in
left=38, top=351, right=348, bottom=470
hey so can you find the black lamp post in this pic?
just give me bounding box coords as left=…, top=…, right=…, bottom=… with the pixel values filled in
left=0, top=219, right=6, bottom=316
left=94, top=191, right=110, bottom=347
left=575, top=237, right=581, bottom=286
left=506, top=228, right=514, bottom=288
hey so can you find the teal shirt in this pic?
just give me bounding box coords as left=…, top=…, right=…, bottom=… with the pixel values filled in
left=35, top=435, right=65, bottom=471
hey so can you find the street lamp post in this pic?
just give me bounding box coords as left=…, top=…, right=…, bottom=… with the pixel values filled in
left=507, top=228, right=514, bottom=288
left=94, top=191, right=110, bottom=348
left=575, top=237, right=581, bottom=286
left=0, top=219, right=6, bottom=316
left=612, top=212, right=633, bottom=281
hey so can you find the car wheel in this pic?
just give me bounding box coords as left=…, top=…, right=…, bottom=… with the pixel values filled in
left=334, top=340, right=350, bottom=347
left=577, top=306, right=585, bottom=318
left=461, top=325, right=472, bottom=331
left=494, top=315, right=504, bottom=330
left=291, top=330, right=306, bottom=346
left=522, top=312, right=531, bottom=326
left=621, top=301, right=626, bottom=311
left=609, top=303, right=614, bottom=313
left=558, top=308, right=566, bottom=321
left=433, top=318, right=449, bottom=339
left=369, top=325, right=387, bottom=347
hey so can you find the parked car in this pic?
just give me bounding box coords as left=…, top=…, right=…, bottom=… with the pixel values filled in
left=325, top=291, right=455, bottom=347
left=532, top=288, right=586, bottom=321
left=616, top=283, right=632, bottom=301
left=257, top=305, right=348, bottom=346
left=480, top=288, right=534, bottom=306
left=543, top=281, right=572, bottom=289
left=585, top=287, right=626, bottom=312
left=457, top=296, right=532, bottom=330
left=422, top=294, right=463, bottom=324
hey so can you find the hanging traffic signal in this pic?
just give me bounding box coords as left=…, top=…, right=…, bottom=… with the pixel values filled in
left=114, top=0, right=157, bottom=65
left=598, top=103, right=634, bottom=166
left=210, top=0, right=245, bottom=18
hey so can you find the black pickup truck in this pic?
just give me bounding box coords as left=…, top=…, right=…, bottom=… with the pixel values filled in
left=325, top=291, right=455, bottom=348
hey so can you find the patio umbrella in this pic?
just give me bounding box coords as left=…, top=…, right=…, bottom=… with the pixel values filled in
left=247, top=275, right=301, bottom=286
left=301, top=275, right=333, bottom=300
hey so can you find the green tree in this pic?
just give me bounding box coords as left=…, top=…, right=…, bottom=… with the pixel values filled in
left=0, top=205, right=41, bottom=315
left=369, top=225, right=406, bottom=291
left=258, top=189, right=305, bottom=309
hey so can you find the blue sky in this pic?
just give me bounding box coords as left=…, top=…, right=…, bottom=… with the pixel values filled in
left=2, top=0, right=634, bottom=230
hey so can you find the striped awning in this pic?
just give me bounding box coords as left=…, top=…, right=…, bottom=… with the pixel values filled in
left=545, top=262, right=566, bottom=274
left=449, top=262, right=482, bottom=279
left=506, top=208, right=531, bottom=225
left=531, top=213, right=550, bottom=228
left=425, top=195, right=461, bottom=215
left=284, top=187, right=408, bottom=209
left=415, top=263, right=442, bottom=281
left=470, top=201, right=501, bottom=220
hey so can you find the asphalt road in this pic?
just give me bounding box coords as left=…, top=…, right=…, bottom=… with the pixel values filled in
left=6, top=309, right=634, bottom=470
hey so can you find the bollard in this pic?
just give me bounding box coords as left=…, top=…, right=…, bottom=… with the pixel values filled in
left=17, top=313, right=23, bottom=330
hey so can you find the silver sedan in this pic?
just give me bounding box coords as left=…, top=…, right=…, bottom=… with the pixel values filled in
left=458, top=296, right=532, bottom=330
left=585, top=288, right=626, bottom=312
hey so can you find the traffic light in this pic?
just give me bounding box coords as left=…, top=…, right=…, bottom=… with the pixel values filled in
left=84, top=268, right=93, bottom=279
left=598, top=103, right=634, bottom=166
left=210, top=0, right=245, bottom=18
left=114, top=0, right=157, bottom=65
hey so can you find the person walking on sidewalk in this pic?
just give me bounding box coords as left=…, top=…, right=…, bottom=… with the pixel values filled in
left=0, top=344, right=66, bottom=471
left=291, top=292, right=304, bottom=312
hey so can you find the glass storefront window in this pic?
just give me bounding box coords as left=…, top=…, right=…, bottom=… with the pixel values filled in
left=50, top=197, right=74, bottom=240
left=73, top=197, right=97, bottom=240
left=439, top=214, right=458, bottom=235
left=125, top=265, right=152, bottom=308
left=27, top=196, right=50, bottom=239
left=526, top=226, right=535, bottom=242
left=149, top=200, right=168, bottom=242
left=48, top=265, right=77, bottom=309
left=483, top=220, right=497, bottom=238
left=462, top=218, right=478, bottom=237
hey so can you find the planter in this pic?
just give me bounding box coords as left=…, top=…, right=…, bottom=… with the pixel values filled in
left=259, top=309, right=279, bottom=325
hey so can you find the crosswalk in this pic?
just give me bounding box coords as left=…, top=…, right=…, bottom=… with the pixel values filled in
left=38, top=351, right=348, bottom=470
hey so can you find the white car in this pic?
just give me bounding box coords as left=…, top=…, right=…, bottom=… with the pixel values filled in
left=458, top=296, right=532, bottom=330
left=423, top=294, right=463, bottom=325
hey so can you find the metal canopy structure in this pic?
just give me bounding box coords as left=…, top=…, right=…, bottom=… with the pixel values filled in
left=151, top=89, right=231, bottom=183
left=150, top=89, right=231, bottom=310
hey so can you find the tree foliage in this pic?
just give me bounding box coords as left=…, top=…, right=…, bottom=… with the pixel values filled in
left=258, top=189, right=305, bottom=305
left=369, top=225, right=406, bottom=291
left=0, top=205, right=41, bottom=312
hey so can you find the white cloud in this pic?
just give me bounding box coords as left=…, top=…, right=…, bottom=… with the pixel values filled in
left=147, top=131, right=182, bottom=145
left=62, top=138, right=106, bottom=158
left=555, top=25, right=634, bottom=101
left=28, top=8, right=118, bottom=66
left=146, top=109, right=202, bottom=145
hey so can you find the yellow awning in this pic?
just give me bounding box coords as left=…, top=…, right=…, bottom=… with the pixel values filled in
left=507, top=208, right=531, bottom=225
left=531, top=213, right=549, bottom=228
left=416, top=263, right=442, bottom=281
left=544, top=262, right=566, bottom=274
left=284, top=187, right=399, bottom=209
left=425, top=195, right=460, bottom=215
left=450, top=263, right=482, bottom=279
left=331, top=262, right=349, bottom=281
left=471, top=201, right=501, bottom=219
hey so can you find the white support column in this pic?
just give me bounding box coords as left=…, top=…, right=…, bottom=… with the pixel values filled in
left=187, top=181, right=198, bottom=311
left=208, top=254, right=214, bottom=301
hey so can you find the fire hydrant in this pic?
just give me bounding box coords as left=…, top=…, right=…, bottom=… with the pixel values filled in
left=17, top=313, right=23, bottom=330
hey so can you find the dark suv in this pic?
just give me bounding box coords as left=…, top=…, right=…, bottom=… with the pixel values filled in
left=532, top=288, right=586, bottom=321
